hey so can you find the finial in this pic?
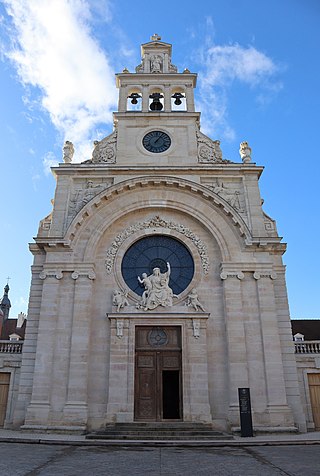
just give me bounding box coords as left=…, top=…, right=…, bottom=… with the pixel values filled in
left=122, top=67, right=129, bottom=73
left=151, top=33, right=161, bottom=41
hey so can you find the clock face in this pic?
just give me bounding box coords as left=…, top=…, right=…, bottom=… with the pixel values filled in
left=142, top=131, right=171, bottom=153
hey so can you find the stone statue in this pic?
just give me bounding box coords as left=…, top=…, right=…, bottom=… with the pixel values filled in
left=113, top=290, right=129, bottom=313
left=186, top=289, right=206, bottom=312
left=150, top=55, right=162, bottom=73
left=63, top=141, right=74, bottom=163
left=138, top=262, right=174, bottom=310
left=137, top=273, right=152, bottom=307
left=239, top=141, right=252, bottom=163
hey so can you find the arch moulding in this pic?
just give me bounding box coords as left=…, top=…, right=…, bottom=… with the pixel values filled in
left=66, top=176, right=252, bottom=253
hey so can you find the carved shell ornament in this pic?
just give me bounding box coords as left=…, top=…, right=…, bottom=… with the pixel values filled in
left=82, top=130, right=117, bottom=164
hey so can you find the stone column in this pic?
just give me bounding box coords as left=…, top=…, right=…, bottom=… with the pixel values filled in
left=142, top=85, right=149, bottom=112
left=118, top=85, right=128, bottom=112
left=255, top=272, right=295, bottom=427
left=185, top=84, right=195, bottom=112
left=62, top=270, right=95, bottom=429
left=220, top=270, right=249, bottom=427
left=164, top=85, right=171, bottom=112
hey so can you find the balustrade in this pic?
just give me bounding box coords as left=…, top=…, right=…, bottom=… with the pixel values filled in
left=0, top=340, right=23, bottom=353
left=294, top=341, right=320, bottom=354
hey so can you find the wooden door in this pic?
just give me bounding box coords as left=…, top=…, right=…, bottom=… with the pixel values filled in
left=0, top=373, right=10, bottom=427
left=308, top=373, right=320, bottom=429
left=134, top=327, right=182, bottom=421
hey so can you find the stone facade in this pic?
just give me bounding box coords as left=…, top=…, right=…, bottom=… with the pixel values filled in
left=11, top=36, right=307, bottom=433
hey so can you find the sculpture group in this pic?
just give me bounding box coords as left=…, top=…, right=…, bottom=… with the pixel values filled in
left=138, top=262, right=174, bottom=310
left=112, top=261, right=206, bottom=313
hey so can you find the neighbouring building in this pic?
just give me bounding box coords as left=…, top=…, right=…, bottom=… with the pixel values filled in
left=2, top=35, right=319, bottom=433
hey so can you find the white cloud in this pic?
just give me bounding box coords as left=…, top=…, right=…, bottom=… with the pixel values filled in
left=4, top=0, right=118, bottom=164
left=197, top=42, right=282, bottom=140
left=43, top=151, right=59, bottom=175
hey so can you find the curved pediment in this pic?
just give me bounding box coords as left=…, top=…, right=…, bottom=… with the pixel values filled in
left=65, top=176, right=252, bottom=245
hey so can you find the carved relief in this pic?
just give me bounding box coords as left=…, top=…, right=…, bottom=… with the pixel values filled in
left=148, top=328, right=168, bottom=347
left=150, top=54, right=162, bottom=73
left=83, top=130, right=117, bottom=164
left=208, top=179, right=245, bottom=213
left=105, top=215, right=209, bottom=275
left=163, top=355, right=180, bottom=367
left=196, top=130, right=230, bottom=164
left=116, top=319, right=124, bottom=338
left=192, top=319, right=201, bottom=338
left=138, top=355, right=154, bottom=367
left=185, top=289, right=206, bottom=312
left=263, top=210, right=277, bottom=237
left=168, top=58, right=178, bottom=73
left=68, top=179, right=112, bottom=222
left=39, top=199, right=54, bottom=234
left=220, top=270, right=276, bottom=280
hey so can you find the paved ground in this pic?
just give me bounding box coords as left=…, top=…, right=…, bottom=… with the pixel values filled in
left=0, top=443, right=319, bottom=476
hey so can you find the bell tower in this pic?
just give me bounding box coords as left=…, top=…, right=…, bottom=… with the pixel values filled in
left=114, top=34, right=203, bottom=167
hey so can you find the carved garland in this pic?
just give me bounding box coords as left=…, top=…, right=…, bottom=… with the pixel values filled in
left=105, top=215, right=209, bottom=275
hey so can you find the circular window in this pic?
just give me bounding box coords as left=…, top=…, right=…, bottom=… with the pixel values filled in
left=121, top=235, right=194, bottom=296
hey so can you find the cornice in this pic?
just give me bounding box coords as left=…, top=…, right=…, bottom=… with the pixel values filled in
left=52, top=164, right=264, bottom=178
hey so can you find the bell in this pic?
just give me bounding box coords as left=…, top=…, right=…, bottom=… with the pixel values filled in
left=149, top=93, right=164, bottom=111
left=172, top=92, right=184, bottom=106
left=128, top=93, right=141, bottom=105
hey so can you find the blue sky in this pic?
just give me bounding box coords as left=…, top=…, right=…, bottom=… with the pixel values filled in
left=0, top=0, right=319, bottom=318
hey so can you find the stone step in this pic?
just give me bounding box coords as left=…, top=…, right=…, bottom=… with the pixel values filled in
left=87, top=434, right=231, bottom=441
left=86, top=423, right=232, bottom=441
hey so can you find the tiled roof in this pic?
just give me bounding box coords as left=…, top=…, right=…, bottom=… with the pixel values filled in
left=291, top=319, right=320, bottom=340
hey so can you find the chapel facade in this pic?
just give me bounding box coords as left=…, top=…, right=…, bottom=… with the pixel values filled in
left=12, top=35, right=307, bottom=433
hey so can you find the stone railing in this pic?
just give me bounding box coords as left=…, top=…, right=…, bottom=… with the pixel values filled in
left=0, top=340, right=23, bottom=354
left=294, top=341, right=320, bottom=354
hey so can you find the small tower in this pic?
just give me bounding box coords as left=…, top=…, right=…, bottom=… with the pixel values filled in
left=0, top=283, right=11, bottom=320
left=116, top=34, right=196, bottom=114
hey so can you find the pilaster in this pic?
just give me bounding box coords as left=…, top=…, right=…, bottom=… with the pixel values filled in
left=220, top=271, right=248, bottom=426
left=24, top=273, right=61, bottom=426
left=63, top=270, right=95, bottom=428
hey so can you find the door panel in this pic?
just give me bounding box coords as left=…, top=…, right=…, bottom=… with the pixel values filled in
left=135, top=352, right=156, bottom=420
left=308, top=373, right=320, bottom=430
left=0, top=373, right=10, bottom=427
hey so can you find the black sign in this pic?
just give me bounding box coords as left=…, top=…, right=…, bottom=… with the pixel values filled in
left=238, top=388, right=253, bottom=437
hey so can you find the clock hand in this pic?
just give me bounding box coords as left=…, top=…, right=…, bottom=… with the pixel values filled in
left=154, top=134, right=162, bottom=144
